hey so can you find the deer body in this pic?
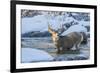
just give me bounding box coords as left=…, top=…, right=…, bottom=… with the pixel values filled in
left=48, top=25, right=83, bottom=53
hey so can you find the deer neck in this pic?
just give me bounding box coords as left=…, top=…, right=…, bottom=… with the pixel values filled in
left=52, top=36, right=59, bottom=45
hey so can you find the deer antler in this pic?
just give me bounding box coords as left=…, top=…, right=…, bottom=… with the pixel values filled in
left=48, top=22, right=67, bottom=35
left=57, top=24, right=66, bottom=35
left=48, top=23, right=56, bottom=34
left=48, top=23, right=52, bottom=33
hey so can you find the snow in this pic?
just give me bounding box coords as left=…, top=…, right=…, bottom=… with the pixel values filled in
left=22, top=48, right=54, bottom=63
left=22, top=15, right=78, bottom=33
left=22, top=15, right=48, bottom=33
left=22, top=13, right=89, bottom=34
left=61, top=25, right=87, bottom=36
left=79, top=21, right=90, bottom=26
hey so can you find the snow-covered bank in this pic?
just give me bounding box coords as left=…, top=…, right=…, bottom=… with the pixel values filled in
left=61, top=25, right=87, bottom=35
left=22, top=47, right=89, bottom=62
left=22, top=48, right=54, bottom=63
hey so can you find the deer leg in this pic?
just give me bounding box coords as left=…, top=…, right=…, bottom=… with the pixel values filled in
left=56, top=46, right=61, bottom=53
left=76, top=41, right=81, bottom=50
left=76, top=32, right=84, bottom=50
left=71, top=44, right=76, bottom=50
left=75, top=44, right=79, bottom=50
left=71, top=45, right=76, bottom=50
left=57, top=48, right=61, bottom=53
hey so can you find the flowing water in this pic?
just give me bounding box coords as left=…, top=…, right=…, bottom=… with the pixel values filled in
left=21, top=37, right=90, bottom=62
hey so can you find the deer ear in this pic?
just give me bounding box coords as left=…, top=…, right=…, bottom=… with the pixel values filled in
left=48, top=24, right=53, bottom=34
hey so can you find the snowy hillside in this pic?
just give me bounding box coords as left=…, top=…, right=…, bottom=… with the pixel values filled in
left=61, top=25, right=87, bottom=36
left=21, top=10, right=90, bottom=35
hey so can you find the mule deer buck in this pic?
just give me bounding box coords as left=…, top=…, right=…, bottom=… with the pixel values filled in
left=48, top=24, right=84, bottom=53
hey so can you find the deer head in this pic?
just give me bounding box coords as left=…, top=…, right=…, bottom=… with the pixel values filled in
left=48, top=24, right=66, bottom=35
left=48, top=24, right=59, bottom=43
